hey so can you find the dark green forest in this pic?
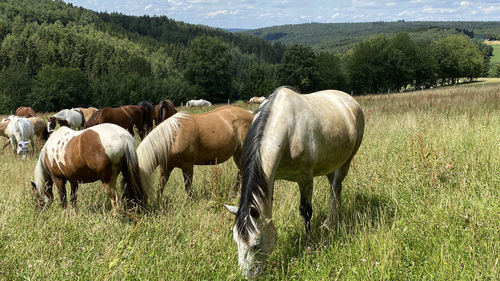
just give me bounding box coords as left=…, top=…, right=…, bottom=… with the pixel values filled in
left=0, top=0, right=495, bottom=113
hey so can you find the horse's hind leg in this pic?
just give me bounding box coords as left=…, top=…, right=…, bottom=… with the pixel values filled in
left=70, top=181, right=79, bottom=209
left=103, top=177, right=120, bottom=212
left=326, top=160, right=352, bottom=226
left=232, top=151, right=243, bottom=192
left=298, top=178, right=314, bottom=247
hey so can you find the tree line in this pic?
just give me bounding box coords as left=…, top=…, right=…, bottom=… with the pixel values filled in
left=0, top=0, right=493, bottom=113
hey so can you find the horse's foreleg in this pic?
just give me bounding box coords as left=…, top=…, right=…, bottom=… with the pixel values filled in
left=158, top=166, right=173, bottom=197
left=53, top=178, right=67, bottom=209
left=182, top=165, right=194, bottom=196
left=70, top=181, right=79, bottom=209
left=326, top=160, right=352, bottom=226
left=298, top=178, right=314, bottom=248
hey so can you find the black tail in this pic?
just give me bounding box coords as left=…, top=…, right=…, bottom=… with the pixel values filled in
left=85, top=109, right=102, bottom=128
left=235, top=88, right=279, bottom=242
left=157, top=100, right=166, bottom=125
left=42, top=126, right=50, bottom=142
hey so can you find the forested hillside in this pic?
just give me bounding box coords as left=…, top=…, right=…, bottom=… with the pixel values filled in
left=0, top=0, right=494, bottom=113
left=0, top=0, right=285, bottom=113
left=243, top=21, right=500, bottom=53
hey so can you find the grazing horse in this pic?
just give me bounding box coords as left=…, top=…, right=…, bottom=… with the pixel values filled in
left=224, top=86, right=365, bottom=278
left=138, top=101, right=155, bottom=134
left=29, top=117, right=50, bottom=143
left=31, top=124, right=149, bottom=210
left=85, top=105, right=145, bottom=139
left=248, top=96, right=266, bottom=104
left=137, top=105, right=253, bottom=196
left=154, top=99, right=177, bottom=126
left=3, top=115, right=35, bottom=159
left=15, top=106, right=36, bottom=117
left=48, top=108, right=85, bottom=132
left=186, top=99, right=212, bottom=108
left=78, top=107, right=98, bottom=123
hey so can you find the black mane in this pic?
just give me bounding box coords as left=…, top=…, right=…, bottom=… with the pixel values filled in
left=235, top=87, right=284, bottom=242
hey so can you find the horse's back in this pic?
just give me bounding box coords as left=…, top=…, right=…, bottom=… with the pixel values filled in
left=262, top=88, right=364, bottom=179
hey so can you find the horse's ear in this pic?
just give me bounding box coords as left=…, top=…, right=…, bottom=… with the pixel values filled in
left=223, top=204, right=239, bottom=215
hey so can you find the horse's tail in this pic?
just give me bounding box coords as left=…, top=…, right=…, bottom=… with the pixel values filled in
left=137, top=112, right=186, bottom=192
left=85, top=109, right=102, bottom=128
left=121, top=134, right=149, bottom=207
left=236, top=88, right=279, bottom=242
left=41, top=121, right=50, bottom=142
left=157, top=101, right=166, bottom=125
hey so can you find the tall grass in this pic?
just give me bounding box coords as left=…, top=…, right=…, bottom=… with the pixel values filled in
left=0, top=85, right=498, bottom=280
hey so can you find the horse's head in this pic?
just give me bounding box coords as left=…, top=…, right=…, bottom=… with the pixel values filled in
left=17, top=140, right=30, bottom=159
left=30, top=180, right=53, bottom=209
left=224, top=205, right=277, bottom=279
left=47, top=116, right=56, bottom=132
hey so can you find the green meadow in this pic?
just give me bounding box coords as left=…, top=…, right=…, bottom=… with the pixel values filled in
left=0, top=84, right=498, bottom=280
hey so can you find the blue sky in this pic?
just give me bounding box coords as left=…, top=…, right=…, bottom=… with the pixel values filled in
left=64, top=0, right=500, bottom=29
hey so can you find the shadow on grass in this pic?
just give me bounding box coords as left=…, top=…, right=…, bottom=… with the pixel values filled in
left=273, top=191, right=396, bottom=275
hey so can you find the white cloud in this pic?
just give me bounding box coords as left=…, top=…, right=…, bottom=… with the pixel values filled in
left=206, top=9, right=228, bottom=18
left=144, top=4, right=153, bottom=10
left=460, top=1, right=472, bottom=6
left=331, top=12, right=340, bottom=19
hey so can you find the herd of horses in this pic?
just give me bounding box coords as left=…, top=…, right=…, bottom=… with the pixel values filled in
left=2, top=89, right=364, bottom=278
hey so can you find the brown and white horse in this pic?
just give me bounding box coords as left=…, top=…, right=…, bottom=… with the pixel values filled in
left=48, top=108, right=85, bottom=132
left=15, top=106, right=36, bottom=117
left=224, top=86, right=365, bottom=278
left=137, top=105, right=253, bottom=196
left=154, top=99, right=177, bottom=126
left=86, top=105, right=145, bottom=139
left=31, top=123, right=149, bottom=210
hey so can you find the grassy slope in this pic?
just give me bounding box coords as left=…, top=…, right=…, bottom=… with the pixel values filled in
left=490, top=45, right=500, bottom=66
left=0, top=85, right=498, bottom=280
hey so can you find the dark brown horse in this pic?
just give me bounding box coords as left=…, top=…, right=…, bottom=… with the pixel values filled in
left=31, top=123, right=149, bottom=210
left=86, top=105, right=145, bottom=139
left=138, top=101, right=154, bottom=134
left=137, top=105, right=253, bottom=195
left=15, top=106, right=36, bottom=117
left=154, top=100, right=177, bottom=126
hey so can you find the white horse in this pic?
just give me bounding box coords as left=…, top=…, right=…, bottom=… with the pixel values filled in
left=224, top=86, right=365, bottom=278
left=2, top=115, right=35, bottom=159
left=48, top=108, right=85, bottom=132
left=248, top=96, right=266, bottom=104
left=186, top=99, right=212, bottom=107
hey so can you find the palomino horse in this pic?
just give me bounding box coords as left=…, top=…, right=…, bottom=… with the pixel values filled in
left=2, top=115, right=35, bottom=159
left=248, top=96, right=266, bottom=104
left=15, top=106, right=36, bottom=117
left=86, top=105, right=145, bottom=139
left=186, top=99, right=212, bottom=107
left=154, top=99, right=177, bottom=126
left=137, top=105, right=253, bottom=196
left=48, top=108, right=85, bottom=132
left=78, top=107, right=98, bottom=123
left=224, top=86, right=365, bottom=278
left=31, top=123, right=149, bottom=210
left=138, top=101, right=154, bottom=134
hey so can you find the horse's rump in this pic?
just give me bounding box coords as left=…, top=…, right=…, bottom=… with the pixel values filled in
left=15, top=106, right=36, bottom=117
left=78, top=107, right=98, bottom=123
left=155, top=99, right=177, bottom=125
left=85, top=105, right=144, bottom=137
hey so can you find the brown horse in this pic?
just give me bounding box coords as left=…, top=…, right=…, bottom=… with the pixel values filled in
left=15, top=106, right=36, bottom=117
left=29, top=117, right=50, bottom=144
left=138, top=101, right=154, bottom=134
left=154, top=99, right=177, bottom=126
left=78, top=107, right=98, bottom=123
left=31, top=123, right=149, bottom=210
left=86, top=105, right=145, bottom=139
left=137, top=105, right=253, bottom=195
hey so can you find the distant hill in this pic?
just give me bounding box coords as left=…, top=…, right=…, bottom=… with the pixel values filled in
left=241, top=21, right=500, bottom=53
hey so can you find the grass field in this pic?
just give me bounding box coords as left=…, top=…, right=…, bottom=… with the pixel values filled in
left=0, top=84, right=498, bottom=280
left=490, top=45, right=500, bottom=66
